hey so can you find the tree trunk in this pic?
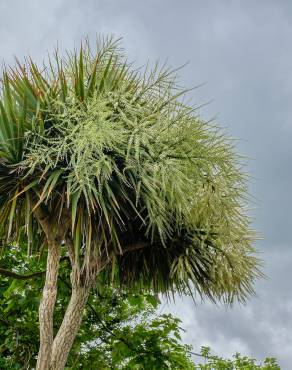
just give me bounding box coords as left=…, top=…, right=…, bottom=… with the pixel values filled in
left=49, top=283, right=91, bottom=370
left=36, top=242, right=60, bottom=370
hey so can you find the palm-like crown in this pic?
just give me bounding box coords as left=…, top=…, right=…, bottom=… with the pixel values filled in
left=0, top=37, right=261, bottom=303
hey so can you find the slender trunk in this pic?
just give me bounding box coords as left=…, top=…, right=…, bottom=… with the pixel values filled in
left=49, top=282, right=91, bottom=370
left=36, top=242, right=60, bottom=370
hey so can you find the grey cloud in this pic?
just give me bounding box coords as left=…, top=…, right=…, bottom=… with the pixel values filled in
left=163, top=248, right=292, bottom=368
left=0, top=0, right=291, bottom=368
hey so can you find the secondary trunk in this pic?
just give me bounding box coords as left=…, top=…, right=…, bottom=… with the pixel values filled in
left=49, top=283, right=91, bottom=370
left=36, top=243, right=60, bottom=370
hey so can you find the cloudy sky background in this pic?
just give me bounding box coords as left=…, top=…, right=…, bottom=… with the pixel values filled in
left=1, top=1, right=291, bottom=367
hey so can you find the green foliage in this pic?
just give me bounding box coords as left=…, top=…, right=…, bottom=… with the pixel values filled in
left=0, top=247, right=43, bottom=368
left=0, top=246, right=194, bottom=369
left=0, top=247, right=279, bottom=369
left=0, top=36, right=261, bottom=302
left=195, top=347, right=280, bottom=370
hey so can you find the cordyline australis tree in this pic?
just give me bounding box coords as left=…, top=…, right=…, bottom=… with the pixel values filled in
left=0, top=36, right=262, bottom=369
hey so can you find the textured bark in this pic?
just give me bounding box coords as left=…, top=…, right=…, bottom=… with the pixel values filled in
left=36, top=242, right=60, bottom=370
left=49, top=283, right=91, bottom=370
left=33, top=238, right=149, bottom=369
left=31, top=195, right=72, bottom=369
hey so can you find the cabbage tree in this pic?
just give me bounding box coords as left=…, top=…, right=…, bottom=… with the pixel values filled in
left=0, top=37, right=261, bottom=369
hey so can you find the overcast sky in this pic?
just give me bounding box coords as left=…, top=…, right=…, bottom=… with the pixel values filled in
left=1, top=1, right=292, bottom=368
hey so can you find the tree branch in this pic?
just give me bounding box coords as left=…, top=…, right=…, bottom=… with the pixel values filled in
left=28, top=193, right=53, bottom=242
left=0, top=257, right=70, bottom=281
left=0, top=268, right=45, bottom=280
left=65, top=235, right=75, bottom=267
